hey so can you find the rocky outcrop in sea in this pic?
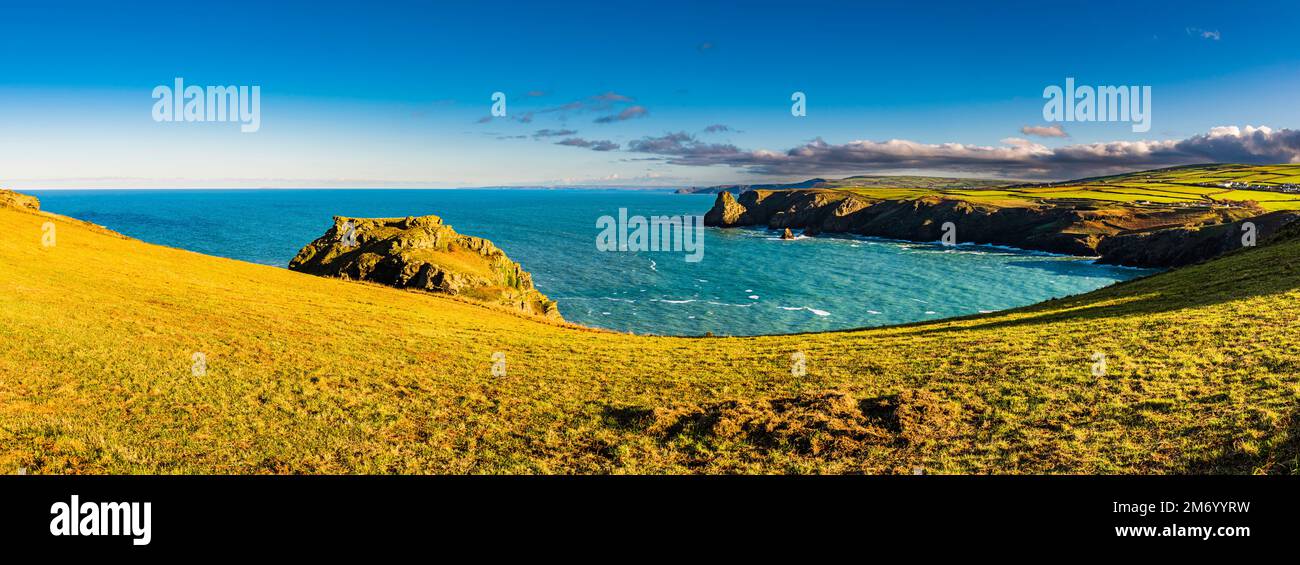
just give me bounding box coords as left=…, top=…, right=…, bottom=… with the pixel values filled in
left=290, top=215, right=561, bottom=319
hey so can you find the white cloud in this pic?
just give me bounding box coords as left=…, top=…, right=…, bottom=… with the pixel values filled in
left=622, top=125, right=1300, bottom=180
left=1020, top=124, right=1069, bottom=138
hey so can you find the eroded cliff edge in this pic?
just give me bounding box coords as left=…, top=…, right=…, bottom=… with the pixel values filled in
left=704, top=189, right=1300, bottom=268
left=290, top=215, right=562, bottom=319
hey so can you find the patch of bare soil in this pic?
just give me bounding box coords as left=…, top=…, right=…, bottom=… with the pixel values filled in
left=605, top=389, right=962, bottom=457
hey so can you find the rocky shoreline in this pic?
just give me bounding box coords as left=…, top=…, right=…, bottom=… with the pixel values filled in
left=704, top=189, right=1300, bottom=268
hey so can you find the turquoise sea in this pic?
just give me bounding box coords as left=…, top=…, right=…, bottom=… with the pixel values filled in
left=29, top=189, right=1154, bottom=336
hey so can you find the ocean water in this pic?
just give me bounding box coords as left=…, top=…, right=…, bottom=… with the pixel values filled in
left=30, top=189, right=1154, bottom=336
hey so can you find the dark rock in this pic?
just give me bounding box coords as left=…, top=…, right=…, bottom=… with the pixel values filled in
left=1096, top=210, right=1300, bottom=267
left=703, top=188, right=1298, bottom=268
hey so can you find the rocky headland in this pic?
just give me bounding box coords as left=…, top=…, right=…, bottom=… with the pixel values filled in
left=290, top=215, right=561, bottom=319
left=704, top=189, right=1300, bottom=268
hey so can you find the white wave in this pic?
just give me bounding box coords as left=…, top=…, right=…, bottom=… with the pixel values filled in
left=780, top=306, right=831, bottom=316
left=555, top=296, right=636, bottom=303
left=910, top=249, right=989, bottom=255
left=792, top=231, right=1108, bottom=260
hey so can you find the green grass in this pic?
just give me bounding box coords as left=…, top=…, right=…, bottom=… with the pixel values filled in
left=817, top=175, right=1009, bottom=190
left=3, top=186, right=1300, bottom=475
left=821, top=164, right=1300, bottom=211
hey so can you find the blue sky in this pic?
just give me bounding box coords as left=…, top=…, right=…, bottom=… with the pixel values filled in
left=2, top=0, right=1299, bottom=188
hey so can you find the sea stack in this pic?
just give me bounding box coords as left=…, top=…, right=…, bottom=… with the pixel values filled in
left=289, top=215, right=562, bottom=319
left=703, top=190, right=749, bottom=226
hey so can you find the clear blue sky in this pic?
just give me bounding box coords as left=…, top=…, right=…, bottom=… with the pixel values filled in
left=2, top=0, right=1298, bottom=187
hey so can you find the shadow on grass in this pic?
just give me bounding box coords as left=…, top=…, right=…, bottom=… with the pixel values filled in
left=904, top=238, right=1300, bottom=338
left=1185, top=405, right=1300, bottom=475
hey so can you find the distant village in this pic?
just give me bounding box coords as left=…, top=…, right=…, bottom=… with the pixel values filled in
left=1130, top=199, right=1254, bottom=209
left=1207, top=181, right=1300, bottom=193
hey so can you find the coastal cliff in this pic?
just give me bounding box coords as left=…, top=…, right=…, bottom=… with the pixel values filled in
left=1095, top=210, right=1300, bottom=267
left=290, top=215, right=561, bottom=319
left=704, top=189, right=1300, bottom=268
left=9, top=167, right=1300, bottom=473
left=0, top=189, right=40, bottom=211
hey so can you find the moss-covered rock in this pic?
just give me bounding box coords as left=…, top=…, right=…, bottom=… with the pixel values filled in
left=290, top=215, right=561, bottom=319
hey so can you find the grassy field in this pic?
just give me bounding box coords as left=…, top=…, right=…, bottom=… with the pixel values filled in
left=816, top=175, right=1009, bottom=190
left=825, top=164, right=1300, bottom=211
left=3, top=188, right=1300, bottom=475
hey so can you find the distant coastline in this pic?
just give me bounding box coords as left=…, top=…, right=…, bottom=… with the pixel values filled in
left=700, top=165, right=1300, bottom=269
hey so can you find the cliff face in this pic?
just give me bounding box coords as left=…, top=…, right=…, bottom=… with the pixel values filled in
left=1095, top=210, right=1300, bottom=267
left=702, top=190, right=750, bottom=225
left=290, top=215, right=561, bottom=319
left=705, top=189, right=1300, bottom=268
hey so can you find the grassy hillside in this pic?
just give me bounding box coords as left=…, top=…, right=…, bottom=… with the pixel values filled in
left=682, top=175, right=1009, bottom=194
left=687, top=165, right=1300, bottom=212
left=825, top=164, right=1300, bottom=211
left=2, top=193, right=1300, bottom=474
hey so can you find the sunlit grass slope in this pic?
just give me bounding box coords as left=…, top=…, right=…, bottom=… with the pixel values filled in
left=2, top=198, right=1300, bottom=474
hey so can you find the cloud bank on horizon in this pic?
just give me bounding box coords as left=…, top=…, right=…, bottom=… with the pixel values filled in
left=597, top=125, right=1300, bottom=181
